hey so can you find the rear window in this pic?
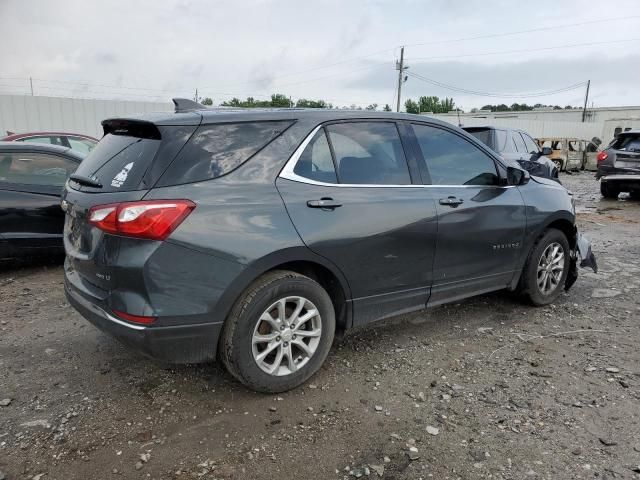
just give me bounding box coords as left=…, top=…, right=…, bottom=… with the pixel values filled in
left=464, top=129, right=494, bottom=150
left=612, top=133, right=640, bottom=152
left=70, top=133, right=160, bottom=192
left=156, top=121, right=293, bottom=186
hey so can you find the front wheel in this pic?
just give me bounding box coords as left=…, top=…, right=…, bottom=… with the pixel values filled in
left=219, top=270, right=335, bottom=393
left=518, top=229, right=570, bottom=306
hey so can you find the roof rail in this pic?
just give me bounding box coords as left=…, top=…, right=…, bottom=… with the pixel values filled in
left=172, top=98, right=207, bottom=113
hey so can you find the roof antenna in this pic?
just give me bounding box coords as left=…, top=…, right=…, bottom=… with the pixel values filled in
left=172, top=98, right=206, bottom=113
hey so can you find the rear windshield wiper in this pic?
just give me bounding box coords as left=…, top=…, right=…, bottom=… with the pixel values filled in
left=69, top=174, right=103, bottom=189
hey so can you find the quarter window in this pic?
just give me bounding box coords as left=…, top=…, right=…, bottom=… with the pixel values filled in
left=325, top=122, right=411, bottom=185
left=0, top=152, right=77, bottom=186
left=293, top=130, right=337, bottom=184
left=495, top=129, right=512, bottom=153
left=411, top=124, right=499, bottom=186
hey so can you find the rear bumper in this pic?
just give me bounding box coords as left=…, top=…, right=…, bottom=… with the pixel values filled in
left=65, top=278, right=223, bottom=364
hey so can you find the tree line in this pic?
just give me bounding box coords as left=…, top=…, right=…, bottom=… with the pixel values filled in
left=199, top=94, right=578, bottom=113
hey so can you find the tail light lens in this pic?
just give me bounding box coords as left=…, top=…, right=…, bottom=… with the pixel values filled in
left=112, top=310, right=156, bottom=325
left=596, top=151, right=608, bottom=163
left=88, top=200, right=195, bottom=240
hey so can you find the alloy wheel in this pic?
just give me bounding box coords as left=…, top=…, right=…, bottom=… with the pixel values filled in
left=251, top=296, right=322, bottom=376
left=536, top=242, right=565, bottom=295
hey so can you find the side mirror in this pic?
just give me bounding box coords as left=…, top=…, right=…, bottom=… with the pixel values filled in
left=541, top=146, right=552, bottom=156
left=507, top=166, right=530, bottom=186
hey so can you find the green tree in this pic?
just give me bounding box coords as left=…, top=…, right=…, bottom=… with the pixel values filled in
left=404, top=99, right=419, bottom=114
left=296, top=98, right=330, bottom=108
left=201, top=97, right=213, bottom=106
left=366, top=103, right=378, bottom=111
left=383, top=104, right=392, bottom=112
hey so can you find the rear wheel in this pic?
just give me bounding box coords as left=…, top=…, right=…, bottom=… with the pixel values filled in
left=518, top=229, right=570, bottom=306
left=600, top=182, right=620, bottom=199
left=220, top=270, right=335, bottom=393
left=552, top=159, right=563, bottom=172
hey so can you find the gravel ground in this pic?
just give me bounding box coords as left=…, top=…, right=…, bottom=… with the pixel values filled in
left=1, top=172, right=639, bottom=480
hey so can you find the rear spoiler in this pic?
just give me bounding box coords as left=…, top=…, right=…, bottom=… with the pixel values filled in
left=102, top=119, right=162, bottom=140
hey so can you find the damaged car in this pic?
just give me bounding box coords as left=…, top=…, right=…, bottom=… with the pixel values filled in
left=62, top=101, right=596, bottom=392
left=463, top=126, right=559, bottom=181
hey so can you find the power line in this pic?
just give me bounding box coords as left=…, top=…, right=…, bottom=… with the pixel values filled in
left=406, top=38, right=640, bottom=62
left=403, top=15, right=640, bottom=48
left=406, top=71, right=587, bottom=98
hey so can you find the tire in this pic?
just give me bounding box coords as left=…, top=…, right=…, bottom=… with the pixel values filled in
left=552, top=159, right=563, bottom=172
left=219, top=270, right=335, bottom=393
left=518, top=229, right=571, bottom=306
left=600, top=182, right=620, bottom=199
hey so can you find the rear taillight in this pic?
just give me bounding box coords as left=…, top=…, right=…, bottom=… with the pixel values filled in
left=596, top=151, right=608, bottom=163
left=88, top=200, right=195, bottom=240
left=112, top=310, right=156, bottom=325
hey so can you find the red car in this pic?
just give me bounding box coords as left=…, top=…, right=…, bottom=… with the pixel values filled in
left=2, top=131, right=98, bottom=156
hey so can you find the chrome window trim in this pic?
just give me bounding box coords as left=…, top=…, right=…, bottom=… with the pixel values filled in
left=279, top=124, right=514, bottom=189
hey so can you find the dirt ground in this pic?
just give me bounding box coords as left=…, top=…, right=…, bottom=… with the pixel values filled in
left=1, top=172, right=639, bottom=480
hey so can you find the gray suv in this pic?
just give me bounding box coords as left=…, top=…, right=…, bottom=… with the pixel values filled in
left=62, top=99, right=595, bottom=392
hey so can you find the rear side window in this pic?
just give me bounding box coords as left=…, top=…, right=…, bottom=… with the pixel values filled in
left=19, top=136, right=64, bottom=146
left=512, top=132, right=527, bottom=153
left=464, top=129, right=493, bottom=150
left=0, top=152, right=77, bottom=186
left=325, top=122, right=411, bottom=185
left=495, top=130, right=512, bottom=153
left=412, top=124, right=498, bottom=186
left=522, top=134, right=539, bottom=154
left=158, top=121, right=293, bottom=186
left=71, top=134, right=160, bottom=192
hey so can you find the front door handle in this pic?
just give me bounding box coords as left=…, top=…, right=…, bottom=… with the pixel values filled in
left=307, top=198, right=342, bottom=209
left=439, top=196, right=464, bottom=207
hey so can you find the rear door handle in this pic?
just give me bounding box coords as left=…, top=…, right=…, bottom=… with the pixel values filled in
left=307, top=198, right=342, bottom=209
left=439, top=196, right=464, bottom=207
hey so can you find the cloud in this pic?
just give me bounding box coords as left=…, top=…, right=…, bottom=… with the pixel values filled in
left=1, top=0, right=639, bottom=108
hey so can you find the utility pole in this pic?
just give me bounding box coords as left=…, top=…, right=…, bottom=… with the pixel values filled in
left=193, top=88, right=199, bottom=103
left=396, top=46, right=408, bottom=112
left=581, top=79, right=590, bottom=122
left=29, top=77, right=34, bottom=96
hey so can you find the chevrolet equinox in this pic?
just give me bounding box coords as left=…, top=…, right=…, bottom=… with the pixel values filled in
left=62, top=99, right=594, bottom=392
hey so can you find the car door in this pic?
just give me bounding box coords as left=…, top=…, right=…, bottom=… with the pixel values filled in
left=0, top=150, right=78, bottom=255
left=277, top=121, right=437, bottom=326
left=409, top=123, right=526, bottom=306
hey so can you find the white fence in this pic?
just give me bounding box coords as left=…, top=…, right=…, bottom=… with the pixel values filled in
left=433, top=115, right=605, bottom=141
left=0, top=95, right=173, bottom=139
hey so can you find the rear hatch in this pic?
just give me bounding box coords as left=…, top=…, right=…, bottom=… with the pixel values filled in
left=63, top=118, right=199, bottom=293
left=611, top=132, right=640, bottom=169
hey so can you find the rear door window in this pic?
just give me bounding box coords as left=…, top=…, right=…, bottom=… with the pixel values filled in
left=157, top=121, right=293, bottom=186
left=325, top=122, right=411, bottom=185
left=71, top=134, right=160, bottom=192
left=495, top=130, right=512, bottom=153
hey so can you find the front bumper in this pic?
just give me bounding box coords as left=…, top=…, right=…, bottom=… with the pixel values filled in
left=565, top=231, right=598, bottom=291
left=65, top=279, right=223, bottom=364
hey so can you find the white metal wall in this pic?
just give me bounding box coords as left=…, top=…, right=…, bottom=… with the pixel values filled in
left=434, top=115, right=604, bottom=141
left=0, top=95, right=173, bottom=139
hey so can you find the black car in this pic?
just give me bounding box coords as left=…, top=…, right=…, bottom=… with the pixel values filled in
left=0, top=142, right=83, bottom=260
left=62, top=99, right=595, bottom=393
left=596, top=129, right=640, bottom=199
left=463, top=126, right=559, bottom=181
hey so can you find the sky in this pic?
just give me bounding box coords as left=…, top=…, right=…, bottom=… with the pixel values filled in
left=1, top=0, right=640, bottom=111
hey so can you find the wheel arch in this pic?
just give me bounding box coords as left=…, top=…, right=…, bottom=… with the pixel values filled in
left=216, top=247, right=353, bottom=335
